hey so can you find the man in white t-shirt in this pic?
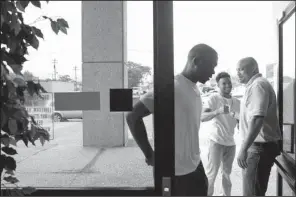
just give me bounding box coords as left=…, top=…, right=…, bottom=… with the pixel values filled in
left=126, top=44, right=218, bottom=196
left=201, top=72, right=240, bottom=196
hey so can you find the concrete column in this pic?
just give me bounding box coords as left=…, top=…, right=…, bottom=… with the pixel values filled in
left=82, top=1, right=128, bottom=147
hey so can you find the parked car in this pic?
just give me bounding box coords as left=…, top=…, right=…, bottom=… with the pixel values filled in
left=50, top=102, right=83, bottom=122
left=53, top=110, right=83, bottom=122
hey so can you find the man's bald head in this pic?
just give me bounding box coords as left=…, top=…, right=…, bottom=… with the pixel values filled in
left=238, top=57, right=259, bottom=73
left=183, top=43, right=218, bottom=83
left=187, top=44, right=218, bottom=62
left=236, top=57, right=260, bottom=84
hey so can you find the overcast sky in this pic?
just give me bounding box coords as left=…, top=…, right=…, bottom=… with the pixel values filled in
left=22, top=1, right=284, bottom=81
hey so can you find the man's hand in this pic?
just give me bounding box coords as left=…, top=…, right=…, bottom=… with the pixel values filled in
left=145, top=151, right=154, bottom=166
left=216, top=105, right=229, bottom=115
left=237, top=149, right=248, bottom=169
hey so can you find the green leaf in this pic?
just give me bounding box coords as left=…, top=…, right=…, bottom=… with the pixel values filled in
left=1, top=63, right=8, bottom=77
left=29, top=124, right=37, bottom=138
left=30, top=115, right=37, bottom=124
left=57, top=18, right=69, bottom=28
left=4, top=176, right=19, bottom=184
left=2, top=147, right=18, bottom=155
left=1, top=14, right=4, bottom=27
left=10, top=53, right=28, bottom=64
left=22, top=134, right=29, bottom=147
left=11, top=108, right=28, bottom=119
left=9, top=64, right=22, bottom=75
left=16, top=1, right=25, bottom=12
left=30, top=1, right=41, bottom=8
left=15, top=134, right=23, bottom=142
left=8, top=119, right=18, bottom=135
left=26, top=81, right=39, bottom=96
left=6, top=2, right=17, bottom=13
left=10, top=13, right=22, bottom=36
left=10, top=189, right=24, bottom=196
left=1, top=108, right=8, bottom=129
left=31, top=26, right=44, bottom=39
left=1, top=134, right=10, bottom=147
left=39, top=135, right=45, bottom=146
left=28, top=34, right=39, bottom=49
left=50, top=21, right=59, bottom=34
left=59, top=25, right=67, bottom=35
left=9, top=137, right=17, bottom=146
left=20, top=1, right=30, bottom=10
left=18, top=12, right=24, bottom=23
left=7, top=38, right=18, bottom=54
left=6, top=169, right=15, bottom=175
left=4, top=156, right=17, bottom=171
left=13, top=74, right=27, bottom=87
left=27, top=132, right=36, bottom=146
left=31, top=125, right=50, bottom=143
left=22, top=187, right=36, bottom=195
left=2, top=52, right=17, bottom=65
left=6, top=80, right=17, bottom=100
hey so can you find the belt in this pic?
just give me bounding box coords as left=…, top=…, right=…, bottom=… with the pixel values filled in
left=253, top=141, right=279, bottom=147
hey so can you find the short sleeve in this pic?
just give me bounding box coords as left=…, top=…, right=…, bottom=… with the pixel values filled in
left=233, top=98, right=241, bottom=115
left=247, top=83, right=269, bottom=117
left=139, top=89, right=154, bottom=113
left=203, top=94, right=217, bottom=110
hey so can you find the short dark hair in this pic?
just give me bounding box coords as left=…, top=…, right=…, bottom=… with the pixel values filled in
left=188, top=43, right=218, bottom=62
left=216, top=72, right=231, bottom=83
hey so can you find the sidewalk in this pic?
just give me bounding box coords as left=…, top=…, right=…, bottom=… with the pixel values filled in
left=14, top=121, right=154, bottom=188
left=11, top=119, right=276, bottom=195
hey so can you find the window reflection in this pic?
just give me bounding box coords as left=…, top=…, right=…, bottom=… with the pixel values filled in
left=282, top=12, right=295, bottom=160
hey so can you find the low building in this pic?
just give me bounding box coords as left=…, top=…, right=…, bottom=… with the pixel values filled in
left=39, top=81, right=75, bottom=93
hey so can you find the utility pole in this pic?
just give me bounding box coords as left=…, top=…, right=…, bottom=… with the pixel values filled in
left=52, top=59, right=58, bottom=80
left=73, top=66, right=79, bottom=91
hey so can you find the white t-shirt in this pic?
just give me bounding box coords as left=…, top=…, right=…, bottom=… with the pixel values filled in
left=239, top=73, right=282, bottom=142
left=204, top=93, right=240, bottom=146
left=140, top=74, right=202, bottom=176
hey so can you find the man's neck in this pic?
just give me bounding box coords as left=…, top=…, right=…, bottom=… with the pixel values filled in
left=246, top=72, right=261, bottom=86
left=181, top=70, right=198, bottom=84
left=220, top=92, right=231, bottom=98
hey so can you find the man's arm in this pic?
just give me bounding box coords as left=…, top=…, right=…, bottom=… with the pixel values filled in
left=201, top=107, right=222, bottom=122
left=242, top=84, right=269, bottom=151
left=126, top=101, right=154, bottom=162
left=237, top=83, right=268, bottom=169
left=201, top=95, right=224, bottom=122
left=240, top=116, right=264, bottom=152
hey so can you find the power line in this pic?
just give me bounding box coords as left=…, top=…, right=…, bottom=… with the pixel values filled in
left=73, top=66, right=79, bottom=82
left=52, top=59, right=58, bottom=80
left=73, top=66, right=80, bottom=90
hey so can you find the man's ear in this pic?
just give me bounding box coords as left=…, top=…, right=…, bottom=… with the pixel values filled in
left=193, top=57, right=204, bottom=71
left=193, top=56, right=203, bottom=67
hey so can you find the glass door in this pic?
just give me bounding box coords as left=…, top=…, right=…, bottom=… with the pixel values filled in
left=7, top=1, right=176, bottom=196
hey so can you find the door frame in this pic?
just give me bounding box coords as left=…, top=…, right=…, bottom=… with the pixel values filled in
left=276, top=1, right=296, bottom=196
left=3, top=1, right=175, bottom=196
